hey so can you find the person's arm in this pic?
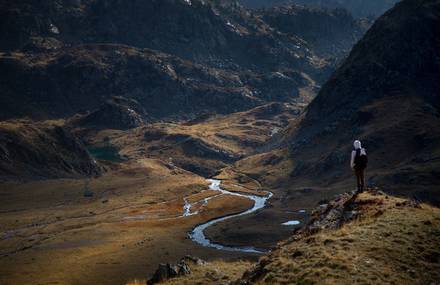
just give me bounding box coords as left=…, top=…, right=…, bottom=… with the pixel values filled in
left=350, top=151, right=355, bottom=169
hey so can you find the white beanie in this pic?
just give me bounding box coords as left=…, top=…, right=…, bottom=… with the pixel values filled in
left=353, top=140, right=362, bottom=149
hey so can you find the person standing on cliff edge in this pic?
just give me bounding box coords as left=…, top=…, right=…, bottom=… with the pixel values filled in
left=351, top=140, right=368, bottom=193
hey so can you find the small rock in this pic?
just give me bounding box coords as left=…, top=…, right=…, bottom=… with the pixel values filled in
left=148, top=260, right=192, bottom=284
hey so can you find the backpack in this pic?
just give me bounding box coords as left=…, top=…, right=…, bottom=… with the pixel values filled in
left=354, top=148, right=368, bottom=169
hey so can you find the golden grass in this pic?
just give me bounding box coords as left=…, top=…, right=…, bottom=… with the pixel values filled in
left=161, top=191, right=440, bottom=285
left=254, top=192, right=440, bottom=284
left=0, top=157, right=257, bottom=285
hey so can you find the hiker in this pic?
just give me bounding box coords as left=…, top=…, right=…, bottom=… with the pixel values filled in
left=350, top=140, right=368, bottom=193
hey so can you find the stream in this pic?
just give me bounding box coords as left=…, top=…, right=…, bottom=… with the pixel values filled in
left=187, top=179, right=273, bottom=253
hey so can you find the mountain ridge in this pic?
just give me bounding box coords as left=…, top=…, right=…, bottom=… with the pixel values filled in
left=0, top=0, right=367, bottom=121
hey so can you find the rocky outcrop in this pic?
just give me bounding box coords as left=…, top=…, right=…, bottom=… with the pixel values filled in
left=262, top=5, right=370, bottom=58
left=304, top=191, right=359, bottom=232
left=69, top=96, right=148, bottom=130
left=148, top=256, right=205, bottom=285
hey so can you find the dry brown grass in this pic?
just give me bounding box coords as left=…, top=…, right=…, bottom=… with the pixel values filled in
left=78, top=102, right=303, bottom=178
left=252, top=191, right=440, bottom=285
left=161, top=191, right=440, bottom=285
left=0, top=158, right=259, bottom=285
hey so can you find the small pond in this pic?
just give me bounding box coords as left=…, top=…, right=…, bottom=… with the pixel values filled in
left=87, top=146, right=125, bottom=163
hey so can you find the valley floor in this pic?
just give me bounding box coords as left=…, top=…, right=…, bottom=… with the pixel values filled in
left=0, top=160, right=259, bottom=284
left=0, top=103, right=308, bottom=284
left=1, top=103, right=439, bottom=285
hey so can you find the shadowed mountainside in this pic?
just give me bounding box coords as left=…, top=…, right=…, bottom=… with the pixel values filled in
left=0, top=120, right=101, bottom=180
left=220, top=0, right=440, bottom=208
left=286, top=0, right=440, bottom=199
left=0, top=0, right=368, bottom=121
left=261, top=4, right=370, bottom=58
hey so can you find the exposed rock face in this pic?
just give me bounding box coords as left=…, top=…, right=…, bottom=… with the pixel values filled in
left=284, top=0, right=440, bottom=201
left=0, top=120, right=101, bottom=180
left=69, top=96, right=147, bottom=130
left=148, top=256, right=203, bottom=285
left=262, top=5, right=370, bottom=58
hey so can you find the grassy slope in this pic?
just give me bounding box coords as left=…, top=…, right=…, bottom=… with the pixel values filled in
left=163, top=190, right=440, bottom=284
left=79, top=102, right=304, bottom=177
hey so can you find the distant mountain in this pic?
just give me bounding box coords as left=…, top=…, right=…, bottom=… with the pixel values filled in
left=0, top=0, right=367, bottom=121
left=240, top=0, right=400, bottom=18
left=261, top=5, right=369, bottom=58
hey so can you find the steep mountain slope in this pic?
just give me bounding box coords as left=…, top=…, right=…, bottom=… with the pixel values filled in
left=0, top=120, right=101, bottom=180
left=0, top=0, right=313, bottom=67
left=286, top=0, right=440, bottom=198
left=261, top=5, right=369, bottom=58
left=213, top=0, right=440, bottom=227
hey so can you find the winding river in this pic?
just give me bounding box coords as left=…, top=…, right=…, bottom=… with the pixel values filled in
left=187, top=179, right=273, bottom=253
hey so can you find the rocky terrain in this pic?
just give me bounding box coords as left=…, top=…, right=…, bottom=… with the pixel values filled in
left=68, top=96, right=149, bottom=130
left=0, top=0, right=439, bottom=284
left=0, top=0, right=368, bottom=121
left=240, top=0, right=400, bottom=18
left=261, top=4, right=370, bottom=58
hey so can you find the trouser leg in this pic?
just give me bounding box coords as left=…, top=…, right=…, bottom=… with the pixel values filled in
left=359, top=169, right=365, bottom=192
left=355, top=169, right=360, bottom=192
left=355, top=169, right=363, bottom=193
